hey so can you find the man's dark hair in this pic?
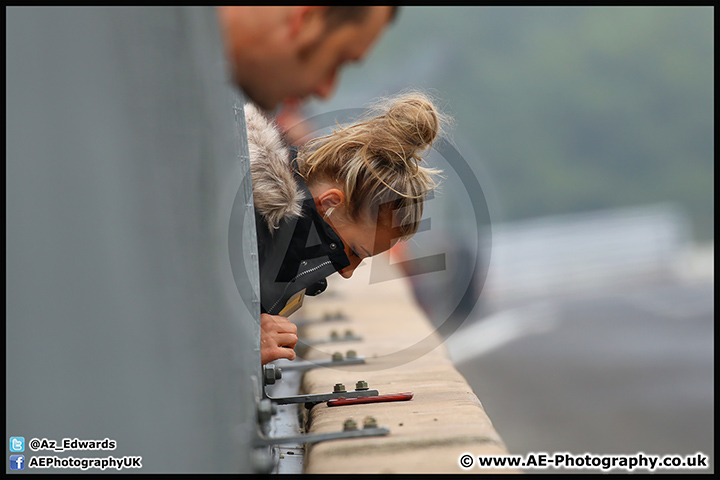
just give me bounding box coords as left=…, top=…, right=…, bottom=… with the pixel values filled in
left=324, top=6, right=400, bottom=29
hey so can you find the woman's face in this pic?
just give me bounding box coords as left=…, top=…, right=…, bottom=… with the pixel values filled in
left=327, top=211, right=398, bottom=279
left=311, top=183, right=400, bottom=278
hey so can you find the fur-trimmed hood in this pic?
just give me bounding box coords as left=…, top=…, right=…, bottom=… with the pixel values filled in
left=245, top=104, right=350, bottom=315
left=245, top=103, right=305, bottom=231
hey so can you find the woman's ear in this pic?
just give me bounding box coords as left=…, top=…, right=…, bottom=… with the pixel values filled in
left=315, top=188, right=345, bottom=218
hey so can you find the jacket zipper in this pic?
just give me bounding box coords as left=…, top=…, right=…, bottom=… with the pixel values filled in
left=267, top=260, right=333, bottom=314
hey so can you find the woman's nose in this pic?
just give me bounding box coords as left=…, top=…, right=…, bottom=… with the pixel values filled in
left=338, top=257, right=362, bottom=279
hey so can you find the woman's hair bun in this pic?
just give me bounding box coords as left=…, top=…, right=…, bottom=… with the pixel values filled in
left=296, top=89, right=450, bottom=239
left=365, top=90, right=451, bottom=163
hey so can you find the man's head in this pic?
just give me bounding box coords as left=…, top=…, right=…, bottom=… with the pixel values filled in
left=217, top=6, right=396, bottom=110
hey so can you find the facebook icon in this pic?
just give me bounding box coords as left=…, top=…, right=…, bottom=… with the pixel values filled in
left=10, top=455, right=25, bottom=470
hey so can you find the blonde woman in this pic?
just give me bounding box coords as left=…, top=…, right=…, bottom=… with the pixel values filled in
left=245, top=92, right=448, bottom=364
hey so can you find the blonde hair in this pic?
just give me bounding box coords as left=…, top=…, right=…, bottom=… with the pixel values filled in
left=296, top=91, right=448, bottom=240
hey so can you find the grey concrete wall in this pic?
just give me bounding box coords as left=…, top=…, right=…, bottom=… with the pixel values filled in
left=7, top=7, right=260, bottom=473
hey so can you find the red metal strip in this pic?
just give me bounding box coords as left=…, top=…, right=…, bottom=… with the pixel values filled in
left=326, top=392, right=414, bottom=407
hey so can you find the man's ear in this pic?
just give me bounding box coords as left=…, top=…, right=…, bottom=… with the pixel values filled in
left=287, top=6, right=329, bottom=48
left=315, top=188, right=344, bottom=218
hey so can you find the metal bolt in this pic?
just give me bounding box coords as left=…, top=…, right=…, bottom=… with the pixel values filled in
left=343, top=418, right=358, bottom=431
left=363, top=416, right=378, bottom=429
left=251, top=448, right=274, bottom=474
left=263, top=364, right=282, bottom=385
left=355, top=380, right=369, bottom=391
left=333, top=383, right=347, bottom=393
left=332, top=351, right=344, bottom=362
left=257, top=399, right=277, bottom=424
left=346, top=350, right=357, bottom=358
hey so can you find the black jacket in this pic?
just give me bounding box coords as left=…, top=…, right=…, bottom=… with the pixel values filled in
left=246, top=104, right=350, bottom=315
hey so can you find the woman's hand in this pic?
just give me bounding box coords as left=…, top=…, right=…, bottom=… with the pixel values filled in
left=260, top=313, right=298, bottom=365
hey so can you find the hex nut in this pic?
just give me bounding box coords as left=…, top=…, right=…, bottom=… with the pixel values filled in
left=263, top=364, right=281, bottom=385
left=332, top=351, right=344, bottom=362
left=251, top=448, right=274, bottom=473
left=333, top=383, right=347, bottom=393
left=257, top=399, right=276, bottom=424
left=363, top=416, right=378, bottom=429
left=355, top=380, right=369, bottom=391
left=343, top=418, right=358, bottom=431
left=346, top=349, right=357, bottom=358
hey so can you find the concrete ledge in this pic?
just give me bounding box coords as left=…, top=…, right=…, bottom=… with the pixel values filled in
left=294, top=262, right=519, bottom=474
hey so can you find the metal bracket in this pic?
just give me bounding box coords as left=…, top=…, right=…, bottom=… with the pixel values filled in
left=272, top=353, right=365, bottom=372
left=264, top=386, right=380, bottom=407
left=254, top=368, right=389, bottom=455
left=261, top=365, right=379, bottom=408
left=294, top=311, right=348, bottom=328
left=254, top=425, right=390, bottom=446
left=300, top=329, right=362, bottom=346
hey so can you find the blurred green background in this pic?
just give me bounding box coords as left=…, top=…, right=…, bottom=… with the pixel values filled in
left=307, top=6, right=714, bottom=242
